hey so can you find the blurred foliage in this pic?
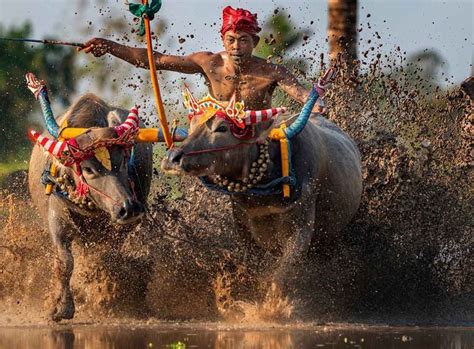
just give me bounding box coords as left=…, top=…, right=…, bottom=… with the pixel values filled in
left=76, top=1, right=165, bottom=89
left=255, top=10, right=312, bottom=113
left=404, top=49, right=444, bottom=92
left=0, top=22, right=77, bottom=161
left=76, top=1, right=173, bottom=126
left=255, top=10, right=309, bottom=62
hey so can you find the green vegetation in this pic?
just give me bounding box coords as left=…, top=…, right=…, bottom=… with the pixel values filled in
left=0, top=161, right=28, bottom=184
left=255, top=10, right=313, bottom=113
left=0, top=22, right=77, bottom=178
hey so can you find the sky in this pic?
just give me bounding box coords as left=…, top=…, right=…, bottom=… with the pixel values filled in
left=0, top=0, right=472, bottom=106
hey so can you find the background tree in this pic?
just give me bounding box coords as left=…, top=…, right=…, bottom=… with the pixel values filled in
left=255, top=10, right=311, bottom=111
left=255, top=10, right=310, bottom=74
left=0, top=23, right=77, bottom=161
left=328, top=0, right=358, bottom=70
left=77, top=1, right=172, bottom=126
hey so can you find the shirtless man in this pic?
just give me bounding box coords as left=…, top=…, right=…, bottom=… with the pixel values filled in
left=80, top=6, right=328, bottom=112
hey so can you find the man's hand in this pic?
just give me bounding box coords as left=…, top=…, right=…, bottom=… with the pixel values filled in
left=77, top=38, right=112, bottom=57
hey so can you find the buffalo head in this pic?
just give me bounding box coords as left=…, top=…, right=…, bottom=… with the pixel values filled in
left=29, top=105, right=145, bottom=224
left=161, top=82, right=323, bottom=191
left=161, top=87, right=287, bottom=181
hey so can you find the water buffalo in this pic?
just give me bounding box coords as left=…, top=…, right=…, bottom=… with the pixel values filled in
left=162, top=84, right=362, bottom=296
left=27, top=74, right=152, bottom=321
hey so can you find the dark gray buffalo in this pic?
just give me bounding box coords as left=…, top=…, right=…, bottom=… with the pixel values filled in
left=162, top=86, right=362, bottom=296
left=27, top=75, right=152, bottom=321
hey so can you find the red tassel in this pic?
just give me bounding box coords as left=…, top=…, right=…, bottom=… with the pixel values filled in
left=74, top=166, right=89, bottom=198
left=75, top=176, right=89, bottom=198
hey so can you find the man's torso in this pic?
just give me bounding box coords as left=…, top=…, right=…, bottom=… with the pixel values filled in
left=196, top=52, right=280, bottom=109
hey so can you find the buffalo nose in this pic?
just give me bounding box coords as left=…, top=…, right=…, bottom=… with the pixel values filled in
left=167, top=148, right=184, bottom=164
left=117, top=199, right=144, bottom=221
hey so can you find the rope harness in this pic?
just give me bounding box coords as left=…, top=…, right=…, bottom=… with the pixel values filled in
left=183, top=141, right=254, bottom=157
left=194, top=135, right=297, bottom=197
left=42, top=147, right=139, bottom=211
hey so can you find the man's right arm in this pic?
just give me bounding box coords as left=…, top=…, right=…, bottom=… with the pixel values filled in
left=80, top=38, right=206, bottom=74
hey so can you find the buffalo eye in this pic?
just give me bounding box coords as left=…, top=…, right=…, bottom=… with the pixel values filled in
left=82, top=166, right=94, bottom=175
left=214, top=124, right=228, bottom=133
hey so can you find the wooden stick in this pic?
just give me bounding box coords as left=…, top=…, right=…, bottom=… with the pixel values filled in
left=0, top=37, right=84, bottom=48
left=142, top=1, right=174, bottom=149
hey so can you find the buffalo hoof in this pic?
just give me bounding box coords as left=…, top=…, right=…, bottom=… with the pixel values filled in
left=260, top=282, right=293, bottom=319
left=267, top=281, right=284, bottom=299
left=50, top=292, right=75, bottom=322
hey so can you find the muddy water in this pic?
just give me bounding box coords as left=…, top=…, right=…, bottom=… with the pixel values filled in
left=0, top=323, right=472, bottom=349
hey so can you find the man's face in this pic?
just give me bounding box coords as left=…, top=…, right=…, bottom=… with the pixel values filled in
left=222, top=30, right=258, bottom=65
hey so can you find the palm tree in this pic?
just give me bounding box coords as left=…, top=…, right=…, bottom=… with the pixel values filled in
left=328, top=0, right=358, bottom=70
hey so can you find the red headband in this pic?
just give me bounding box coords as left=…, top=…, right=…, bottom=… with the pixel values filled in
left=220, top=6, right=261, bottom=36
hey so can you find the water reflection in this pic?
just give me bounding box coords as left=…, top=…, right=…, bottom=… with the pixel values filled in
left=0, top=325, right=471, bottom=349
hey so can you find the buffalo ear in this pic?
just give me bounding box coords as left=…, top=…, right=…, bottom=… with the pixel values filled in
left=254, top=112, right=284, bottom=142
left=95, top=147, right=112, bottom=171
left=107, top=110, right=122, bottom=127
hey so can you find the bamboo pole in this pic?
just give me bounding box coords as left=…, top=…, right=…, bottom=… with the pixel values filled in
left=142, top=0, right=174, bottom=148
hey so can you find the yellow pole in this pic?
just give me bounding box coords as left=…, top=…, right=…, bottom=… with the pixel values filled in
left=45, top=163, right=57, bottom=195
left=142, top=0, right=174, bottom=149
left=279, top=124, right=290, bottom=198
left=60, top=127, right=160, bottom=142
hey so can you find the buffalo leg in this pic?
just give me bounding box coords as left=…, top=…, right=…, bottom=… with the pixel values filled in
left=231, top=200, right=257, bottom=263
left=271, top=203, right=316, bottom=292
left=48, top=198, right=75, bottom=321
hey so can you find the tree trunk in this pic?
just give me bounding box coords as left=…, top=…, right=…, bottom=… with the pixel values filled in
left=328, top=0, right=358, bottom=69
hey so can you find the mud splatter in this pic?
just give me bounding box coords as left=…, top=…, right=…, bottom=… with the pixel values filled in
left=0, top=44, right=472, bottom=325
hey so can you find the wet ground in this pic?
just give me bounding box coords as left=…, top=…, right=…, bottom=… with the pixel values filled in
left=0, top=323, right=472, bottom=349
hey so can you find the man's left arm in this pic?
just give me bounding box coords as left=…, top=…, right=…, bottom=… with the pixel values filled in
left=274, top=66, right=324, bottom=113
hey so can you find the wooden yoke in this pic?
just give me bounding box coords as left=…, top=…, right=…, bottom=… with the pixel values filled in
left=268, top=125, right=291, bottom=198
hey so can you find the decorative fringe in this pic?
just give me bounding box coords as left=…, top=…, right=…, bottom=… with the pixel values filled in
left=75, top=174, right=89, bottom=198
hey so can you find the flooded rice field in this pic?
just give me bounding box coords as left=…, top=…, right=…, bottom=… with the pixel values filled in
left=0, top=323, right=472, bottom=349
